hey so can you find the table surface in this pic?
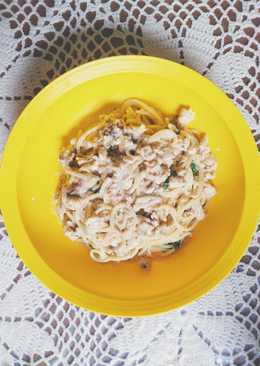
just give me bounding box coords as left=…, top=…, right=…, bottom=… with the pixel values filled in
left=0, top=1, right=259, bottom=365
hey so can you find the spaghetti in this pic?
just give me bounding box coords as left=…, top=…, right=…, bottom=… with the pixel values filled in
left=56, top=100, right=217, bottom=262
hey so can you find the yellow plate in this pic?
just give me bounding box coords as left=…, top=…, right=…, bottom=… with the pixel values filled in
left=1, top=56, right=260, bottom=316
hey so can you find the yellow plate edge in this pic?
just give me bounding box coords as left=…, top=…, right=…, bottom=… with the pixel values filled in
left=0, top=55, right=260, bottom=316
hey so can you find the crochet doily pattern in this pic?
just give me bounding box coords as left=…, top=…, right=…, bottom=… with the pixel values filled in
left=0, top=1, right=259, bottom=365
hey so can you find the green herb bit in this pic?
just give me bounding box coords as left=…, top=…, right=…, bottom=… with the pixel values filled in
left=170, top=166, right=177, bottom=177
left=163, top=177, right=170, bottom=190
left=163, top=167, right=177, bottom=190
left=163, top=240, right=182, bottom=252
left=190, top=162, right=199, bottom=176
left=107, top=145, right=119, bottom=157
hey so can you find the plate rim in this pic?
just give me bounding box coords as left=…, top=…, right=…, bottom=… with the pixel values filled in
left=1, top=55, right=260, bottom=316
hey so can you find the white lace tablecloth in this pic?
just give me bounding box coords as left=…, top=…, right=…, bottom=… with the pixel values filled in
left=0, top=1, right=259, bottom=365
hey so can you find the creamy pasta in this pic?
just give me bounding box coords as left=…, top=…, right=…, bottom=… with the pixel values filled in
left=56, top=100, right=217, bottom=262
